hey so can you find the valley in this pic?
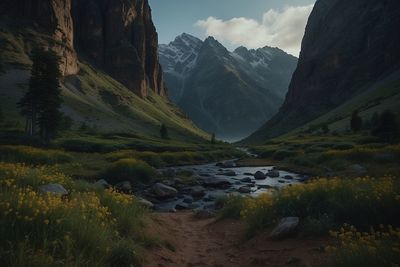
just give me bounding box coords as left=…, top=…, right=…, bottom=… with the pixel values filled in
left=0, top=0, right=399, bottom=266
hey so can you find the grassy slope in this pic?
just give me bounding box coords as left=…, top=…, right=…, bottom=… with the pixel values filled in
left=0, top=26, right=209, bottom=143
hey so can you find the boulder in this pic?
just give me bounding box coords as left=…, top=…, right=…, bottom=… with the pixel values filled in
left=183, top=197, right=193, bottom=204
left=254, top=171, right=266, bottom=180
left=217, top=161, right=237, bottom=168
left=115, top=181, right=132, bottom=193
left=162, top=168, right=177, bottom=177
left=244, top=172, right=254, bottom=176
left=190, top=186, right=206, bottom=198
left=202, top=178, right=232, bottom=188
left=283, top=175, right=294, bottom=180
left=238, top=186, right=251, bottom=194
left=267, top=170, right=280, bottom=178
left=39, top=184, right=68, bottom=196
left=94, top=179, right=111, bottom=188
left=136, top=197, right=154, bottom=209
left=152, top=183, right=178, bottom=199
left=175, top=203, right=190, bottom=210
left=270, top=217, right=300, bottom=239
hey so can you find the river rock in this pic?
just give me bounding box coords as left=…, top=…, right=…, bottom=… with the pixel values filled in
left=39, top=184, right=68, bottom=196
left=175, top=203, right=190, bottom=210
left=94, top=179, right=111, bottom=188
left=202, top=178, right=232, bottom=188
left=153, top=183, right=178, bottom=199
left=218, top=170, right=237, bottom=176
left=183, top=197, right=193, bottom=204
left=162, top=179, right=175, bottom=186
left=241, top=177, right=252, bottom=183
left=190, top=186, right=206, bottom=198
left=267, top=170, right=280, bottom=178
left=244, top=172, right=254, bottom=176
left=238, top=186, right=251, bottom=194
left=115, top=181, right=132, bottom=193
left=254, top=171, right=266, bottom=180
left=136, top=197, right=154, bottom=209
left=283, top=175, right=294, bottom=180
left=270, top=217, right=300, bottom=239
left=216, top=161, right=237, bottom=168
left=162, top=168, right=176, bottom=177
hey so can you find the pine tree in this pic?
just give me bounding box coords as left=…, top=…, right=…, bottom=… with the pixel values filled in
left=160, top=123, right=168, bottom=139
left=211, top=133, right=216, bottom=144
left=18, top=48, right=63, bottom=144
left=350, top=110, right=363, bottom=133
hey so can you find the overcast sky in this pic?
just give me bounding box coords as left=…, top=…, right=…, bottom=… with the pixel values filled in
left=149, top=0, right=316, bottom=56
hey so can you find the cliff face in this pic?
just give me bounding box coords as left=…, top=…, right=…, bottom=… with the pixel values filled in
left=245, top=0, right=400, bottom=142
left=0, top=0, right=79, bottom=75
left=0, top=0, right=166, bottom=98
left=72, top=0, right=166, bottom=97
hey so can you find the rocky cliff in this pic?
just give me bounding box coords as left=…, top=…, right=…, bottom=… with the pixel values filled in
left=0, top=0, right=165, bottom=97
left=245, top=0, right=400, bottom=142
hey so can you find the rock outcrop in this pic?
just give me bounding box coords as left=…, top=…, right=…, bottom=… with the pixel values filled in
left=245, top=0, right=400, bottom=142
left=0, top=0, right=166, bottom=98
left=0, top=0, right=79, bottom=75
left=72, top=0, right=166, bottom=97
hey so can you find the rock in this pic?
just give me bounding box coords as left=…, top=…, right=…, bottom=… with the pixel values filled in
left=190, top=203, right=201, bottom=209
left=216, top=161, right=237, bottom=168
left=270, top=217, right=300, bottom=239
left=136, top=197, right=154, bottom=209
left=94, top=179, right=111, bottom=188
left=254, top=171, right=266, bottom=180
left=169, top=208, right=177, bottom=213
left=278, top=180, right=286, bottom=184
left=190, top=186, right=206, bottom=198
left=39, top=184, right=68, bottom=196
left=218, top=170, right=237, bottom=176
left=162, top=179, right=175, bottom=186
left=258, top=184, right=274, bottom=189
left=283, top=175, right=294, bottom=180
left=202, top=196, right=214, bottom=202
left=267, top=170, right=280, bottom=178
left=244, top=172, right=254, bottom=176
left=241, top=177, right=252, bottom=183
left=194, top=210, right=216, bottom=219
left=152, top=183, right=178, bottom=199
left=115, top=181, right=132, bottom=193
left=175, top=203, right=190, bottom=210
left=183, top=197, right=193, bottom=204
left=349, top=164, right=367, bottom=174
left=202, top=178, right=232, bottom=188
left=162, top=168, right=177, bottom=177
left=238, top=186, right=251, bottom=194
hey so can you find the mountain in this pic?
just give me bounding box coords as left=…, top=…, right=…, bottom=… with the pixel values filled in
left=159, top=34, right=298, bottom=141
left=0, top=0, right=208, bottom=141
left=244, top=0, right=400, bottom=143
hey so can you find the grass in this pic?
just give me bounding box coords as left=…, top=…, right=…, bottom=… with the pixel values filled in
left=0, top=145, right=73, bottom=165
left=326, top=224, right=400, bottom=267
left=220, top=176, right=400, bottom=237
left=0, top=162, right=151, bottom=267
left=101, top=159, right=156, bottom=185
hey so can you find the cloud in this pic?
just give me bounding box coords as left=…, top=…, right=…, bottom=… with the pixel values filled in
left=195, top=4, right=314, bottom=56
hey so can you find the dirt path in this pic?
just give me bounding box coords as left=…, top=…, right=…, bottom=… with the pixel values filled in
left=144, top=212, right=328, bottom=267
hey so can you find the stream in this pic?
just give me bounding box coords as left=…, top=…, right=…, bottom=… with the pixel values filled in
left=139, top=160, right=308, bottom=212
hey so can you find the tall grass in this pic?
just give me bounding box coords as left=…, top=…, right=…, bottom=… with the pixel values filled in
left=0, top=163, right=150, bottom=267
left=101, top=158, right=156, bottom=184
left=0, top=145, right=73, bottom=165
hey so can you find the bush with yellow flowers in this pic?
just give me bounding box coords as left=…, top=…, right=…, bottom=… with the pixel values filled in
left=0, top=162, right=150, bottom=267
left=326, top=224, right=400, bottom=266
left=221, top=176, right=400, bottom=237
left=0, top=145, right=73, bottom=165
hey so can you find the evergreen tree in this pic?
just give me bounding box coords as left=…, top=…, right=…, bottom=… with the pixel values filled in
left=160, top=123, right=168, bottom=139
left=350, top=110, right=363, bottom=133
left=0, top=106, right=3, bottom=123
left=211, top=133, right=216, bottom=144
left=372, top=110, right=398, bottom=142
left=18, top=48, right=63, bottom=144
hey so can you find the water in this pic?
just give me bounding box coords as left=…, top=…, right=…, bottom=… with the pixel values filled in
left=152, top=161, right=305, bottom=212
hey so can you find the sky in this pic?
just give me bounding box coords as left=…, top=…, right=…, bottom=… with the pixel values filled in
left=149, top=0, right=316, bottom=56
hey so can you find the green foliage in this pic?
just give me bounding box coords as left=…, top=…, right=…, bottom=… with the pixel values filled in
left=17, top=48, right=63, bottom=143
left=0, top=163, right=149, bottom=267
left=350, top=110, right=363, bottom=133
left=0, top=145, right=73, bottom=165
left=211, top=133, right=216, bottom=144
left=160, top=123, right=168, bottom=139
left=101, top=159, right=156, bottom=184
left=372, top=110, right=399, bottom=142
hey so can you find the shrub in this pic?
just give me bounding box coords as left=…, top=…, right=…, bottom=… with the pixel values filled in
left=0, top=145, right=73, bottom=165
left=326, top=224, right=400, bottom=267
left=273, top=149, right=298, bottom=160
left=351, top=110, right=363, bottom=133
left=372, top=110, right=399, bottom=142
left=0, top=163, right=149, bottom=267
left=102, top=159, right=156, bottom=184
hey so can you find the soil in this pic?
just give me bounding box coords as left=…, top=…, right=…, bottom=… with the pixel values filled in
left=144, top=212, right=329, bottom=267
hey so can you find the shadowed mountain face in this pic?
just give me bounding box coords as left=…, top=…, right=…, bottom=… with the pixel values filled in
left=0, top=0, right=166, bottom=98
left=159, top=34, right=298, bottom=141
left=245, top=0, right=400, bottom=143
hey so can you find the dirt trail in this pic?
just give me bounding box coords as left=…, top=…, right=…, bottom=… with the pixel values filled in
left=144, top=212, right=328, bottom=267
